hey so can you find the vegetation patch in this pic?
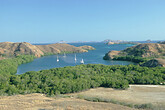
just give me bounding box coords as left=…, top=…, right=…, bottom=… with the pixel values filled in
left=0, top=55, right=35, bottom=75
left=113, top=55, right=150, bottom=64
left=0, top=63, right=165, bottom=96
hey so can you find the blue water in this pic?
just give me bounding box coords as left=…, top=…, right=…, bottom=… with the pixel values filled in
left=17, top=43, right=135, bottom=74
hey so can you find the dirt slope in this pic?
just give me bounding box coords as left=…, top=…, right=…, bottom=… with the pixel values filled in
left=0, top=93, right=137, bottom=110
left=1, top=85, right=164, bottom=110
left=0, top=42, right=94, bottom=58
left=70, top=85, right=165, bottom=109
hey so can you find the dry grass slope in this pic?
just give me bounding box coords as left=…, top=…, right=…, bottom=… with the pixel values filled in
left=0, top=85, right=164, bottom=110
left=0, top=42, right=95, bottom=59
left=0, top=93, right=137, bottom=110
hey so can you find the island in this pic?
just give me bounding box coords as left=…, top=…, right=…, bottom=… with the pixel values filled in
left=103, top=39, right=139, bottom=45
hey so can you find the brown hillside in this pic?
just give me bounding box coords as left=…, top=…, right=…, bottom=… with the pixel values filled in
left=123, top=43, right=165, bottom=57
left=78, top=45, right=95, bottom=50
left=103, top=43, right=165, bottom=67
left=36, top=43, right=88, bottom=54
left=104, top=43, right=165, bottom=60
left=0, top=42, right=94, bottom=58
left=0, top=42, right=44, bottom=57
left=103, top=51, right=120, bottom=60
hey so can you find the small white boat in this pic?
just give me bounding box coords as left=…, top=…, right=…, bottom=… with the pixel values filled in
left=80, top=59, right=84, bottom=64
left=74, top=54, right=77, bottom=61
left=57, top=55, right=59, bottom=62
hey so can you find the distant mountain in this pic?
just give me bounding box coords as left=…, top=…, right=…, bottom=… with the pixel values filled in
left=0, top=42, right=95, bottom=59
left=103, top=39, right=139, bottom=45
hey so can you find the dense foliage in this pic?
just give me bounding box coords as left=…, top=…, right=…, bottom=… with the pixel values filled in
left=113, top=55, right=150, bottom=64
left=0, top=64, right=164, bottom=96
left=0, top=55, right=35, bottom=75
left=123, top=48, right=146, bottom=56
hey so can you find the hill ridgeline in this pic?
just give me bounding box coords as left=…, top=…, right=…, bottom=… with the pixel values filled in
left=0, top=42, right=95, bottom=59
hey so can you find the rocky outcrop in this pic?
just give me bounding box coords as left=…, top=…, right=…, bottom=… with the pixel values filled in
left=78, top=45, right=95, bottom=50
left=103, top=51, right=120, bottom=60
left=0, top=42, right=94, bottom=58
left=141, top=58, right=165, bottom=67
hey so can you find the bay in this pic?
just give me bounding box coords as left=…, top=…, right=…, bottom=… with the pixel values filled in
left=17, top=42, right=135, bottom=74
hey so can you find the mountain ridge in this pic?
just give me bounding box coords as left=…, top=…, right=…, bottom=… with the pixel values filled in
left=0, top=42, right=95, bottom=59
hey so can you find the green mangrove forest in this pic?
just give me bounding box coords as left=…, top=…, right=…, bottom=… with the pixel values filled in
left=0, top=55, right=165, bottom=96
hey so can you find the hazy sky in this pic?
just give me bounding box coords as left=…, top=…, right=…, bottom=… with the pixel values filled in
left=0, top=0, right=165, bottom=43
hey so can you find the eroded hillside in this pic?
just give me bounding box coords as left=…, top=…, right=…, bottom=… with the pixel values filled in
left=0, top=42, right=95, bottom=58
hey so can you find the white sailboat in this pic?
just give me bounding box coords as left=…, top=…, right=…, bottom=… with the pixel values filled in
left=74, top=54, right=77, bottom=61
left=57, top=55, right=59, bottom=62
left=80, top=59, right=84, bottom=64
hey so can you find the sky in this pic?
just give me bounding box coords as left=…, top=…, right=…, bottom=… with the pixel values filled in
left=0, top=0, right=165, bottom=43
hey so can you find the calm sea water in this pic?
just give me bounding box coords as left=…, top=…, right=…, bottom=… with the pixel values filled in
left=17, top=43, right=135, bottom=74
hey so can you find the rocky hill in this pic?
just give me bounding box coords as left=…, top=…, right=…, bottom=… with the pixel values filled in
left=103, top=43, right=165, bottom=67
left=0, top=42, right=44, bottom=57
left=36, top=43, right=89, bottom=55
left=104, top=43, right=165, bottom=59
left=0, top=42, right=95, bottom=58
left=123, top=43, right=165, bottom=57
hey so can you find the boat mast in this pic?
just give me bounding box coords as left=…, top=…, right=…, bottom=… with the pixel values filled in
left=57, top=55, right=59, bottom=62
left=80, top=59, right=84, bottom=64
left=75, top=54, right=77, bottom=61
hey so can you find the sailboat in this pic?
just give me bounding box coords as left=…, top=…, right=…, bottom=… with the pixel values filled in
left=57, top=55, right=59, bottom=62
left=80, top=59, right=84, bottom=64
left=74, top=54, right=77, bottom=61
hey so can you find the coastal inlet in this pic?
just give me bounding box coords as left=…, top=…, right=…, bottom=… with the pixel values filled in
left=17, top=43, right=135, bottom=74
